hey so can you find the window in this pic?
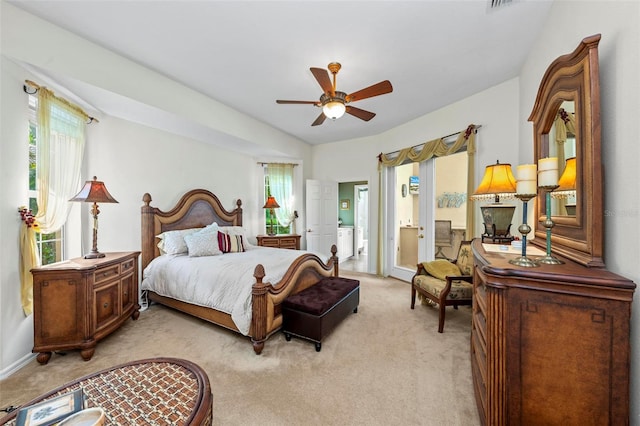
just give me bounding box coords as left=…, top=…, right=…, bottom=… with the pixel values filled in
left=264, top=173, right=290, bottom=235
left=28, top=95, right=64, bottom=265
left=263, top=163, right=297, bottom=235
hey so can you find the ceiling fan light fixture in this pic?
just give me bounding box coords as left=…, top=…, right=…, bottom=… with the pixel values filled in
left=323, top=100, right=346, bottom=119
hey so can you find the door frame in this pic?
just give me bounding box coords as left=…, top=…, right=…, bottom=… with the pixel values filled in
left=386, top=161, right=436, bottom=282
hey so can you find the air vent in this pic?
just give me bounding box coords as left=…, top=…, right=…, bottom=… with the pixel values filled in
left=488, top=0, right=514, bottom=10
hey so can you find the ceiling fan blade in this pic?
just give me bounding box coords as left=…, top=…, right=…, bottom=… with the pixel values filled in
left=346, top=106, right=376, bottom=121
left=311, top=112, right=327, bottom=126
left=310, top=67, right=333, bottom=96
left=276, top=100, right=320, bottom=105
left=346, top=80, right=393, bottom=103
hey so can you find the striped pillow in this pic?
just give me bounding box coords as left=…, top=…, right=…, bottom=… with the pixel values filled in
left=217, top=231, right=245, bottom=253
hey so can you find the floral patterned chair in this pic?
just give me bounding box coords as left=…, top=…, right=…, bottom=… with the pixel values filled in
left=410, top=240, right=473, bottom=333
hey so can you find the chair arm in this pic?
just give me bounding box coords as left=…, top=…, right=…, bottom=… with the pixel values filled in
left=444, top=274, right=473, bottom=284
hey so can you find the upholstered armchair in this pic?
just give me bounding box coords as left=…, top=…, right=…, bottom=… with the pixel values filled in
left=411, top=240, right=473, bottom=333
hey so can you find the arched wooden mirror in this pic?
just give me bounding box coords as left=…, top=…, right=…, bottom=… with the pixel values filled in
left=529, top=34, right=604, bottom=267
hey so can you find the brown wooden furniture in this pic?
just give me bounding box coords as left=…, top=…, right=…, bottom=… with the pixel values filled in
left=410, top=240, right=473, bottom=333
left=471, top=239, right=635, bottom=425
left=529, top=34, right=603, bottom=267
left=282, top=276, right=359, bottom=352
left=141, top=189, right=339, bottom=355
left=256, top=234, right=300, bottom=250
left=30, top=251, right=140, bottom=364
left=0, top=358, right=212, bottom=426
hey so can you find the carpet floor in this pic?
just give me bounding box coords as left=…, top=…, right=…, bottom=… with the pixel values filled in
left=0, top=272, right=480, bottom=425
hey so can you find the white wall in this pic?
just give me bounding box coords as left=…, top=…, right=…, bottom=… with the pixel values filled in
left=518, top=1, right=640, bottom=421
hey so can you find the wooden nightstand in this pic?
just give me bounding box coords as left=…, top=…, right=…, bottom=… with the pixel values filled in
left=256, top=234, right=300, bottom=250
left=31, top=251, right=140, bottom=364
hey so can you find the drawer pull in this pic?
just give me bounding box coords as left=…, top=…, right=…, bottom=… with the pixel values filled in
left=103, top=302, right=109, bottom=308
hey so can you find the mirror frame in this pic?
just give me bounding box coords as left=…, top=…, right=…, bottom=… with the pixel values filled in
left=529, top=34, right=604, bottom=267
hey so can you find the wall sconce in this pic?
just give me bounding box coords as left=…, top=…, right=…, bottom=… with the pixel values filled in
left=262, top=196, right=280, bottom=236
left=470, top=161, right=517, bottom=243
left=69, top=176, right=118, bottom=259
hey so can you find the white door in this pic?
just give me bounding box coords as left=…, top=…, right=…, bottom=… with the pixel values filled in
left=387, top=161, right=434, bottom=282
left=305, top=180, right=338, bottom=256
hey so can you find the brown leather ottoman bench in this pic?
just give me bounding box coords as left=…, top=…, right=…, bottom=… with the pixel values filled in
left=282, top=276, right=359, bottom=351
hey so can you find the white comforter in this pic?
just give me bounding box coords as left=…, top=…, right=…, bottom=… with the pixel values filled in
left=141, top=246, right=325, bottom=335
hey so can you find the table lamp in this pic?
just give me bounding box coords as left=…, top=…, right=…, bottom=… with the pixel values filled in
left=554, top=157, right=577, bottom=215
left=263, top=196, right=280, bottom=236
left=69, top=176, right=119, bottom=259
left=470, top=161, right=517, bottom=243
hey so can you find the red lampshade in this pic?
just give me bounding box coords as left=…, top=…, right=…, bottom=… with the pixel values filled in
left=70, top=176, right=119, bottom=204
left=69, top=176, right=118, bottom=259
left=263, top=196, right=280, bottom=209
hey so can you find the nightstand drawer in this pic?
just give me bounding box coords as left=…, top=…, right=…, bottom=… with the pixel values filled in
left=257, top=234, right=300, bottom=250
left=94, top=264, right=120, bottom=284
left=278, top=237, right=298, bottom=249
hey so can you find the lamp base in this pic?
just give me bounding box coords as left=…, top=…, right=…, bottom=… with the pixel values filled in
left=536, top=255, right=564, bottom=265
left=509, top=256, right=539, bottom=268
left=84, top=251, right=106, bottom=259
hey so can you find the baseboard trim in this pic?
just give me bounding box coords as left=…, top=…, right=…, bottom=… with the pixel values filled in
left=0, top=352, right=36, bottom=380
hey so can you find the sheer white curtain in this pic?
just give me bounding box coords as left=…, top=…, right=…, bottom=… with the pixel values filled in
left=266, top=163, right=296, bottom=228
left=35, top=87, right=87, bottom=233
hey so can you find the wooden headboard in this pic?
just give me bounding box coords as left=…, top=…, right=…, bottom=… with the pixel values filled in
left=141, top=189, right=243, bottom=271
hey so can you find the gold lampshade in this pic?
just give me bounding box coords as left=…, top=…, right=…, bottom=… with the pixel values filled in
left=471, top=161, right=517, bottom=202
left=69, top=176, right=118, bottom=259
left=556, top=157, right=577, bottom=192
left=263, top=196, right=280, bottom=236
left=471, top=161, right=517, bottom=243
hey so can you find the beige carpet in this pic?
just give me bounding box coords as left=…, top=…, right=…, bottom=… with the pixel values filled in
left=0, top=272, right=480, bottom=425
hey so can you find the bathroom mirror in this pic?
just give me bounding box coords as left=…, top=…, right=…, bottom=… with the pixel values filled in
left=528, top=34, right=604, bottom=267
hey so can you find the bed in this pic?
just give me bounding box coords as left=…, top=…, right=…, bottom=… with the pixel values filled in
left=140, top=189, right=339, bottom=354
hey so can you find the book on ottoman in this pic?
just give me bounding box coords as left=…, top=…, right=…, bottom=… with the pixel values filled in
left=15, top=389, right=84, bottom=426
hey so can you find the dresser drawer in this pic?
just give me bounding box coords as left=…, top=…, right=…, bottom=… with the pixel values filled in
left=94, top=264, right=120, bottom=284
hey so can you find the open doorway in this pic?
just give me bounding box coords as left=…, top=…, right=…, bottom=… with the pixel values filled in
left=338, top=181, right=368, bottom=273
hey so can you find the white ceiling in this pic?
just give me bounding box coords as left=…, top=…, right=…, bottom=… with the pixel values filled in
left=8, top=0, right=553, bottom=145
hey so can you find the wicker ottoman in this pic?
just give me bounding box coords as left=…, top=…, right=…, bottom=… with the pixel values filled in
left=0, top=358, right=212, bottom=426
left=282, top=276, right=359, bottom=351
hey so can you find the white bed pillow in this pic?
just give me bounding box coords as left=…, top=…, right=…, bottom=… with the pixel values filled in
left=157, top=223, right=218, bottom=255
left=185, top=227, right=222, bottom=257
left=156, top=229, right=196, bottom=255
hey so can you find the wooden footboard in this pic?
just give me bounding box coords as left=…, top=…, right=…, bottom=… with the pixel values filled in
left=141, top=189, right=339, bottom=355
left=251, top=245, right=338, bottom=354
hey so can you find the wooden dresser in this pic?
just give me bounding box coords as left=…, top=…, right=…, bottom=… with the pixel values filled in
left=470, top=240, right=635, bottom=425
left=256, top=234, right=300, bottom=250
left=31, top=251, right=140, bottom=364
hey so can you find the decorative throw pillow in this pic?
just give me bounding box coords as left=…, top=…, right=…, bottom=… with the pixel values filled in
left=185, top=230, right=222, bottom=257
left=422, top=259, right=461, bottom=280
left=217, top=231, right=245, bottom=253
left=156, top=228, right=199, bottom=255
left=219, top=226, right=254, bottom=247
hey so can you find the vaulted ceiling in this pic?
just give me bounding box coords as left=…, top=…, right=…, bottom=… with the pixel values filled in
left=8, top=0, right=553, bottom=145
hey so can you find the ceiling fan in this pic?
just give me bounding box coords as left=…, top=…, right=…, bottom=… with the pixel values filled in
left=276, top=62, right=393, bottom=126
